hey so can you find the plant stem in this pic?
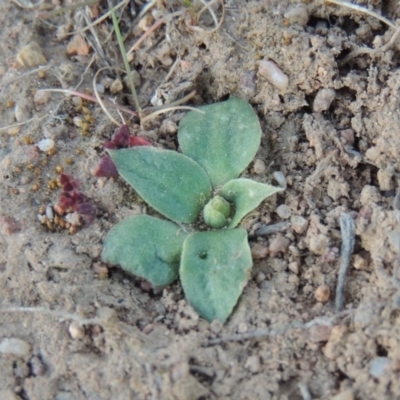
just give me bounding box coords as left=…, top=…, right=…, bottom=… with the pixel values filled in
left=111, top=8, right=142, bottom=112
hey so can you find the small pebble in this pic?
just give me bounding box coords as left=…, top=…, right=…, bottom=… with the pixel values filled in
left=15, top=102, right=31, bottom=122
left=244, top=355, right=261, bottom=374
left=237, top=322, right=248, bottom=334
left=276, top=204, right=291, bottom=219
left=365, top=146, right=381, bottom=161
left=253, top=159, right=266, bottom=175
left=269, top=235, right=290, bottom=257
left=45, top=205, right=54, bottom=221
left=369, top=357, right=391, bottom=379
left=288, top=261, right=299, bottom=275
left=251, top=243, right=269, bottom=259
left=308, top=233, right=329, bottom=255
left=353, top=254, right=368, bottom=270
left=160, top=119, right=178, bottom=136
left=254, top=272, right=266, bottom=284
left=68, top=321, right=85, bottom=339
left=37, top=138, right=55, bottom=152
left=65, top=212, right=81, bottom=226
left=71, top=96, right=83, bottom=107
left=110, top=78, right=123, bottom=94
left=34, top=90, right=51, bottom=105
left=16, top=42, right=47, bottom=67
left=272, top=171, right=287, bottom=189
left=96, top=84, right=105, bottom=94
left=314, top=284, right=331, bottom=302
left=331, top=389, right=354, bottom=400
left=67, top=34, right=90, bottom=56
left=308, top=324, right=332, bottom=342
left=29, top=356, right=46, bottom=376
left=0, top=338, right=31, bottom=358
left=340, top=129, right=355, bottom=144
left=258, top=60, right=289, bottom=92
left=284, top=5, right=309, bottom=26
left=313, top=88, right=336, bottom=112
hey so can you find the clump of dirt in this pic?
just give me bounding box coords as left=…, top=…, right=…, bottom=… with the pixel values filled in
left=1, top=0, right=400, bottom=399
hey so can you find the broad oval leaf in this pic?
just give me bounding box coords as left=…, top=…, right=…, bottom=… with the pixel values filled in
left=102, top=215, right=187, bottom=289
left=220, top=178, right=283, bottom=228
left=108, top=147, right=212, bottom=223
left=178, top=97, right=262, bottom=188
left=180, top=229, right=252, bottom=322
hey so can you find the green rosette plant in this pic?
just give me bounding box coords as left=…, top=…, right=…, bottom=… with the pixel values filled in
left=102, top=97, right=283, bottom=322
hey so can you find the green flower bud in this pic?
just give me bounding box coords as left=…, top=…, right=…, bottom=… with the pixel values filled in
left=203, top=195, right=232, bottom=229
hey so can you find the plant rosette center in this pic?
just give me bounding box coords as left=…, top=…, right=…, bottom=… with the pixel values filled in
left=101, top=97, right=284, bottom=322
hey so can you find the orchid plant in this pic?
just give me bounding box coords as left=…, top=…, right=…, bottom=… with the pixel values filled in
left=101, top=97, right=283, bottom=322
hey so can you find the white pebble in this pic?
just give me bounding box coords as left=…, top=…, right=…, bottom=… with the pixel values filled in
left=253, top=159, right=266, bottom=175
left=290, top=215, right=308, bottom=234
left=259, top=60, right=289, bottom=92
left=276, top=204, right=291, bottom=219
left=96, top=84, right=105, bottom=94
left=37, top=138, right=55, bottom=152
left=284, top=5, right=309, bottom=26
left=68, top=321, right=85, bottom=339
left=369, top=357, right=391, bottom=378
left=0, top=338, right=31, bottom=358
left=34, top=90, right=51, bottom=105
left=45, top=205, right=54, bottom=221
left=273, top=171, right=287, bottom=189
left=313, top=88, right=336, bottom=112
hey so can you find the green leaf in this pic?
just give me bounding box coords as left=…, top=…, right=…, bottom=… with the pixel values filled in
left=180, top=229, right=252, bottom=322
left=102, top=215, right=187, bottom=290
left=220, top=178, right=283, bottom=228
left=108, top=147, right=212, bottom=224
left=178, top=97, right=262, bottom=188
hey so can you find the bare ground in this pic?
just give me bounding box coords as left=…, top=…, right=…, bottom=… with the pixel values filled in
left=1, top=0, right=400, bottom=399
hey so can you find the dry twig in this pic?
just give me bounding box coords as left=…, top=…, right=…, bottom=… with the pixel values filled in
left=335, top=213, right=355, bottom=312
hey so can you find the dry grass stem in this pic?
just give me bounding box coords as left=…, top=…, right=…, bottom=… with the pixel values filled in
left=335, top=213, right=355, bottom=312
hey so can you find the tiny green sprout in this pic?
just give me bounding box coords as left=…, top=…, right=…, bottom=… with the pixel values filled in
left=101, top=97, right=284, bottom=322
left=203, top=195, right=231, bottom=229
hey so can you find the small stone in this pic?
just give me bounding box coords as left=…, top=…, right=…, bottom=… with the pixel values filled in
left=314, top=284, right=331, bottom=302
left=353, top=254, right=368, bottom=270
left=16, top=42, right=47, bottom=67
left=7, top=126, right=20, bottom=136
left=67, top=34, right=90, bottom=56
left=258, top=60, right=289, bottom=92
left=0, top=338, right=31, bottom=358
left=253, top=159, right=266, bottom=175
left=365, top=146, right=381, bottom=161
left=37, top=138, right=55, bottom=152
left=96, top=84, right=105, bottom=94
left=110, top=78, right=123, bottom=94
left=308, top=233, right=329, bottom=255
left=237, top=322, right=248, bottom=334
left=288, top=261, right=299, bottom=274
left=313, top=88, right=336, bottom=112
left=29, top=356, right=45, bottom=376
left=284, top=5, right=309, bottom=26
left=68, top=321, right=85, bottom=339
left=377, top=168, right=393, bottom=191
left=138, top=15, right=154, bottom=31
left=273, top=171, right=287, bottom=189
left=254, top=272, right=266, bottom=284
left=15, top=101, right=31, bottom=122
left=276, top=204, right=291, bottom=219
left=34, top=90, right=51, bottom=105
left=323, top=325, right=348, bottom=360
left=291, top=216, right=308, bottom=234
left=92, top=263, right=109, bottom=280
left=360, top=185, right=381, bottom=206
left=369, top=357, right=391, bottom=379
left=308, top=324, right=332, bottom=342
left=71, top=96, right=83, bottom=107
left=244, top=355, right=261, bottom=373
left=160, top=119, right=178, bottom=136
left=331, top=389, right=354, bottom=400
left=251, top=243, right=269, bottom=259
left=340, top=129, right=355, bottom=144
left=269, top=235, right=290, bottom=257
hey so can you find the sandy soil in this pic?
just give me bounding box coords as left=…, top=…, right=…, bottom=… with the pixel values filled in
left=1, top=0, right=400, bottom=399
